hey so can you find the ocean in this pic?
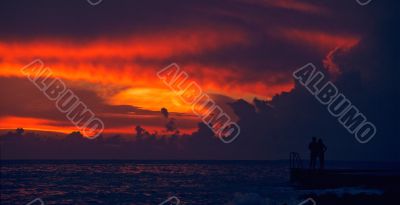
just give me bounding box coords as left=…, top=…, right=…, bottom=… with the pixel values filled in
left=0, top=160, right=394, bottom=205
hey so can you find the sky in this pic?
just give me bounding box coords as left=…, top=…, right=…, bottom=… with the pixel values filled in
left=0, top=0, right=399, bottom=160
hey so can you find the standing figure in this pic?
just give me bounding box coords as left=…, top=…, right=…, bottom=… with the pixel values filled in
left=317, top=139, right=327, bottom=169
left=308, top=137, right=318, bottom=169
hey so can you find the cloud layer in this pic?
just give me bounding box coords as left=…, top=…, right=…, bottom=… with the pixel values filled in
left=0, top=0, right=399, bottom=160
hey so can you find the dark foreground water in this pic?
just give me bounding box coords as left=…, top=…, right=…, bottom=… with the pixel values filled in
left=0, top=161, right=395, bottom=205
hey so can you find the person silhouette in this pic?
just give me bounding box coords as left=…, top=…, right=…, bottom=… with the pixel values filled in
left=317, top=139, right=327, bottom=169
left=308, top=137, right=318, bottom=169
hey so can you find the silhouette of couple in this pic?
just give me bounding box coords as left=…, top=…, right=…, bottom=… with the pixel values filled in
left=309, top=137, right=327, bottom=169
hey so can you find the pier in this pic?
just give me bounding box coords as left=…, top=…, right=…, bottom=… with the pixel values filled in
left=289, top=152, right=400, bottom=189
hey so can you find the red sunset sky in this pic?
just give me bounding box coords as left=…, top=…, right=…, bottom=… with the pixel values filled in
left=0, top=0, right=378, bottom=137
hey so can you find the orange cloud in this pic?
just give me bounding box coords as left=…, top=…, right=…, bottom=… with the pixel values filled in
left=0, top=27, right=296, bottom=134
left=0, top=116, right=75, bottom=134
left=0, top=27, right=247, bottom=61
left=0, top=27, right=258, bottom=98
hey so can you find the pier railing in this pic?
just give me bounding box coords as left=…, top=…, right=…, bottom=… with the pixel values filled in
left=290, top=152, right=303, bottom=169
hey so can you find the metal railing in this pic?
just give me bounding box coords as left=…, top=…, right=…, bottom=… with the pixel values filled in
left=290, top=152, right=304, bottom=169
